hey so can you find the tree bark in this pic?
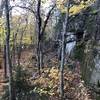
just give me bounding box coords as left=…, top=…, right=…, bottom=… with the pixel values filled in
left=36, top=0, right=43, bottom=74
left=5, top=0, right=14, bottom=99
left=60, top=0, right=70, bottom=99
left=3, top=44, right=7, bottom=78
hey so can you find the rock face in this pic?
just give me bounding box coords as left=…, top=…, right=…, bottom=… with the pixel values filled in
left=90, top=55, right=100, bottom=84
left=84, top=0, right=100, bottom=85
left=67, top=0, right=100, bottom=85
left=80, top=34, right=100, bottom=85
left=66, top=32, right=76, bottom=55
left=94, top=0, right=100, bottom=40
left=90, top=41, right=100, bottom=84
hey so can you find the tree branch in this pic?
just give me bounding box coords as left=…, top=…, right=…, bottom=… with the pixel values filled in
left=9, top=5, right=36, bottom=16
left=41, top=4, right=56, bottom=35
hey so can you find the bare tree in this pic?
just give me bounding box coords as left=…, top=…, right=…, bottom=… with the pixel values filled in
left=59, top=0, right=70, bottom=99
left=36, top=0, right=55, bottom=74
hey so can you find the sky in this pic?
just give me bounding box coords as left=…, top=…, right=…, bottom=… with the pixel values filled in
left=10, top=0, right=55, bottom=16
left=10, top=0, right=26, bottom=16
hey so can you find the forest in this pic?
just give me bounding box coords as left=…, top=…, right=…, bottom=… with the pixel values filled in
left=0, top=0, right=100, bottom=100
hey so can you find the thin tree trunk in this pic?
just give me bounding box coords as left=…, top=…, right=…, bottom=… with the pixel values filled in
left=37, top=39, right=43, bottom=74
left=37, top=41, right=41, bottom=74
left=37, top=0, right=42, bottom=74
left=5, top=0, right=14, bottom=99
left=60, top=31, right=65, bottom=99
left=12, top=32, right=17, bottom=66
left=17, top=32, right=23, bottom=66
left=4, top=44, right=7, bottom=78
left=60, top=0, right=70, bottom=99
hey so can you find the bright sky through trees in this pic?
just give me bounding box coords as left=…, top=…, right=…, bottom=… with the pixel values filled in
left=10, top=0, right=55, bottom=16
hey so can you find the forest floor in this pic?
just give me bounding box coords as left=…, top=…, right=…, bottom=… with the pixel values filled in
left=0, top=48, right=96, bottom=100
left=0, top=50, right=4, bottom=97
left=0, top=70, right=9, bottom=99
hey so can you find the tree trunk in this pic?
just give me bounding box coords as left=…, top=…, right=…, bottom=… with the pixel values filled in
left=5, top=0, right=14, bottom=99
left=17, top=31, right=23, bottom=67
left=3, top=44, right=7, bottom=78
left=12, top=33, right=16, bottom=66
left=37, top=40, right=43, bottom=74
left=37, top=0, right=43, bottom=74
left=60, top=31, right=65, bottom=99
left=60, top=0, right=70, bottom=99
